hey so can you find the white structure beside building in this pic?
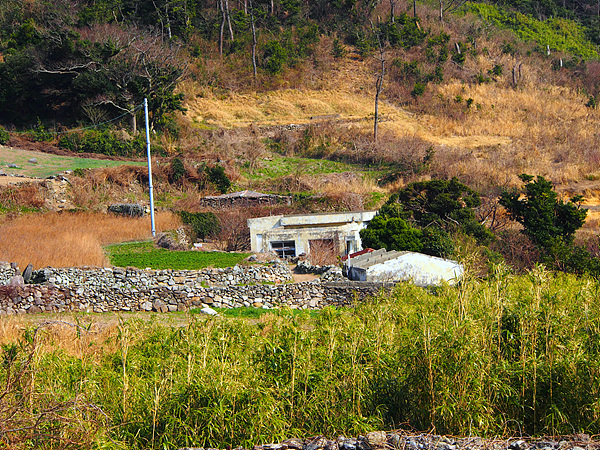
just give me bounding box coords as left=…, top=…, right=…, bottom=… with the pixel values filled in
left=346, top=248, right=464, bottom=286
left=248, top=210, right=377, bottom=258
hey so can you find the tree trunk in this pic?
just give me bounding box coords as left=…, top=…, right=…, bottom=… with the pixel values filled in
left=390, top=0, right=396, bottom=22
left=512, top=62, right=522, bottom=86
left=249, top=0, right=258, bottom=80
left=225, top=0, right=234, bottom=42
left=131, top=110, right=137, bottom=135
left=165, top=3, right=172, bottom=40
left=374, top=57, right=385, bottom=142
left=219, top=0, right=225, bottom=56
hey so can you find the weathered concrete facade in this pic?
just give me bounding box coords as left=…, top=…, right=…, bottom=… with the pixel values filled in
left=248, top=210, right=377, bottom=258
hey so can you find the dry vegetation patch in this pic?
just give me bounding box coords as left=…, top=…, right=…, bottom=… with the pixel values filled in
left=0, top=211, right=180, bottom=268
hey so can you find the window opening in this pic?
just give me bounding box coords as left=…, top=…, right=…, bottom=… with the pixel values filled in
left=270, top=240, right=296, bottom=258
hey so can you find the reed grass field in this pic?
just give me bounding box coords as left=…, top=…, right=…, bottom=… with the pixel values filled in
left=2, top=266, right=600, bottom=449
left=0, top=211, right=181, bottom=268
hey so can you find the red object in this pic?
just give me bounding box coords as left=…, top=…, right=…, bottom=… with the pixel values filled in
left=342, top=248, right=375, bottom=261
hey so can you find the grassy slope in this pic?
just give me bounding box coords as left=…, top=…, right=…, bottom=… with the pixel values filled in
left=0, top=145, right=144, bottom=178
left=182, top=27, right=600, bottom=219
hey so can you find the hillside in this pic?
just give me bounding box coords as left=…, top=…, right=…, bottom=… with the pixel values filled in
left=1, top=0, right=600, bottom=271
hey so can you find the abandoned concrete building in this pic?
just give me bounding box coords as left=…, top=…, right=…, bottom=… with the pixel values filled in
left=248, top=211, right=377, bottom=258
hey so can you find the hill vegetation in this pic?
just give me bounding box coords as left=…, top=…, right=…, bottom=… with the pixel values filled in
left=3, top=0, right=600, bottom=447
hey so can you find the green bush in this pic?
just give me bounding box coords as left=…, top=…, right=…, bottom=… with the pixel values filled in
left=170, top=157, right=186, bottom=182
left=332, top=38, right=347, bottom=58
left=262, top=41, right=288, bottom=75
left=411, top=82, right=427, bottom=98
left=500, top=174, right=595, bottom=275
left=0, top=127, right=9, bottom=145
left=205, top=165, right=231, bottom=194
left=58, top=129, right=149, bottom=157
left=179, top=211, right=221, bottom=241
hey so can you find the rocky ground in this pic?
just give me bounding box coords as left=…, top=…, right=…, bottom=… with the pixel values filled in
left=178, top=432, right=600, bottom=450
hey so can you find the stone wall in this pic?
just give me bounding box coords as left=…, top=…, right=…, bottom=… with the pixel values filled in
left=0, top=263, right=392, bottom=315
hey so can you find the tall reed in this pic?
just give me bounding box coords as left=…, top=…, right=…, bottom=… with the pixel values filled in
left=3, top=267, right=600, bottom=448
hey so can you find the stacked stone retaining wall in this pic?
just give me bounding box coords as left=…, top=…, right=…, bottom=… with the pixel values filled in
left=0, top=263, right=393, bottom=315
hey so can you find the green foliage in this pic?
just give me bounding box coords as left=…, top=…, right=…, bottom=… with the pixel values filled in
left=105, top=240, right=248, bottom=270
left=378, top=13, right=428, bottom=49
left=332, top=38, right=347, bottom=58
left=420, top=227, right=454, bottom=257
left=394, top=178, right=493, bottom=242
left=205, top=165, right=231, bottom=194
left=0, top=127, right=9, bottom=145
left=489, top=63, right=503, bottom=77
left=500, top=174, right=594, bottom=274
left=411, top=82, right=427, bottom=97
left=467, top=2, right=599, bottom=58
left=362, top=178, right=493, bottom=257
left=586, top=95, right=597, bottom=108
left=58, top=130, right=149, bottom=157
left=360, top=213, right=424, bottom=253
left=500, top=174, right=587, bottom=249
left=179, top=211, right=221, bottom=241
left=451, top=44, right=466, bottom=65
left=170, top=157, right=186, bottom=182
left=262, top=40, right=289, bottom=75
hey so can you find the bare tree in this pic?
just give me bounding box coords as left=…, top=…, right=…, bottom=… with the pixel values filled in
left=371, top=21, right=386, bottom=142
left=77, top=24, right=188, bottom=132
left=249, top=0, right=258, bottom=80
left=219, top=0, right=235, bottom=56
left=438, top=0, right=467, bottom=22
left=389, top=0, right=398, bottom=22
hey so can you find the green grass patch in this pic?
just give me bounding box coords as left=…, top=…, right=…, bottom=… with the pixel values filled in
left=243, top=155, right=357, bottom=180
left=105, top=240, right=250, bottom=270
left=467, top=2, right=599, bottom=58
left=193, top=306, right=321, bottom=319
left=0, top=145, right=144, bottom=178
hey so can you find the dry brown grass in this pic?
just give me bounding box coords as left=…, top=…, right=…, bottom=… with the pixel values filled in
left=178, top=13, right=600, bottom=198
left=0, top=211, right=181, bottom=269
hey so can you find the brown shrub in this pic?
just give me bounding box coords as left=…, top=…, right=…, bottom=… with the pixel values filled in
left=0, top=183, right=46, bottom=209
left=493, top=230, right=540, bottom=273
left=308, top=238, right=339, bottom=266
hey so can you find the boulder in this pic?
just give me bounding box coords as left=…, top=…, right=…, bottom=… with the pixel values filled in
left=28, top=158, right=38, bottom=164
left=22, top=263, right=33, bottom=283
left=108, top=203, right=145, bottom=218
left=8, top=275, right=24, bottom=286
left=155, top=233, right=188, bottom=251
left=200, top=306, right=218, bottom=316
left=153, top=299, right=168, bottom=313
left=140, top=301, right=153, bottom=311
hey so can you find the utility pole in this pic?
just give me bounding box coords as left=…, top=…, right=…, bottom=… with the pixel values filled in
left=144, top=98, right=156, bottom=237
